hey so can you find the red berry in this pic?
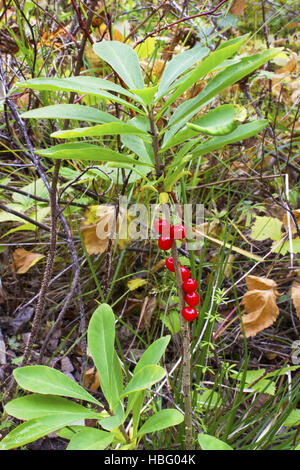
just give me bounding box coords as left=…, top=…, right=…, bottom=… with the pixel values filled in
left=165, top=257, right=176, bottom=272
left=170, top=224, right=186, bottom=240
left=182, top=306, right=198, bottom=322
left=158, top=236, right=173, bottom=251
left=182, top=278, right=198, bottom=293
left=154, top=219, right=171, bottom=237
left=180, top=266, right=190, bottom=281
left=185, top=291, right=200, bottom=307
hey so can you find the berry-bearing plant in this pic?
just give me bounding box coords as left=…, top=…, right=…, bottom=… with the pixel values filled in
left=1, top=37, right=280, bottom=450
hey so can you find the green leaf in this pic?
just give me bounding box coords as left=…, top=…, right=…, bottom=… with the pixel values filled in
left=5, top=394, right=100, bottom=420
left=88, top=304, right=122, bottom=411
left=163, top=48, right=279, bottom=145
left=0, top=413, right=97, bottom=450
left=121, top=365, right=166, bottom=397
left=156, top=46, right=209, bottom=100
left=190, top=120, right=269, bottom=159
left=131, top=86, right=158, bottom=107
left=121, top=116, right=154, bottom=165
left=283, top=409, right=300, bottom=428
left=125, top=336, right=170, bottom=423
left=99, top=402, right=125, bottom=431
left=160, top=310, right=181, bottom=335
left=134, top=336, right=170, bottom=373
left=198, top=434, right=233, bottom=450
left=250, top=216, right=283, bottom=241
left=161, top=105, right=241, bottom=151
left=137, top=409, right=183, bottom=436
left=13, top=366, right=100, bottom=405
left=67, top=428, right=113, bottom=450
left=16, top=77, right=142, bottom=112
left=50, top=122, right=149, bottom=140
left=197, top=389, right=222, bottom=410
left=93, top=41, right=144, bottom=90
left=158, top=35, right=248, bottom=119
left=21, top=104, right=122, bottom=124
left=35, top=143, right=153, bottom=167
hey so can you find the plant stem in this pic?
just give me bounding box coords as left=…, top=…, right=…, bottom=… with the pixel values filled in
left=148, top=107, right=163, bottom=179
left=171, top=242, right=193, bottom=450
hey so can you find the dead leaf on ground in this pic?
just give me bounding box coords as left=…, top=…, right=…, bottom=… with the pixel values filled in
left=242, top=275, right=280, bottom=337
left=283, top=209, right=300, bottom=235
left=84, top=367, right=100, bottom=391
left=80, top=205, right=127, bottom=255
left=291, top=281, right=300, bottom=318
left=230, top=0, right=246, bottom=15
left=13, top=248, right=45, bottom=274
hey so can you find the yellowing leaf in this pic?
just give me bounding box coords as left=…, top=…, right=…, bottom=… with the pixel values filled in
left=127, top=278, right=147, bottom=291
left=291, top=281, right=300, bottom=318
left=242, top=275, right=280, bottom=337
left=136, top=37, right=156, bottom=59
left=159, top=192, right=169, bottom=204
left=250, top=216, right=283, bottom=241
left=272, top=238, right=300, bottom=255
left=13, top=248, right=45, bottom=274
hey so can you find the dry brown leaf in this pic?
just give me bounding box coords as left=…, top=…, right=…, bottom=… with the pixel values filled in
left=84, top=367, right=100, bottom=391
left=283, top=209, right=300, bottom=235
left=13, top=248, right=45, bottom=274
left=81, top=224, right=109, bottom=255
left=80, top=205, right=126, bottom=255
left=245, top=275, right=280, bottom=292
left=291, top=281, right=300, bottom=318
left=229, top=0, right=246, bottom=15
left=242, top=275, right=280, bottom=337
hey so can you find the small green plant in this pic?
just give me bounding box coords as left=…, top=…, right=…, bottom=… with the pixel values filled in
left=1, top=304, right=183, bottom=450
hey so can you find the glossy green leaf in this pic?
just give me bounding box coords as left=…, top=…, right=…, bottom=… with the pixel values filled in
left=51, top=122, right=149, bottom=140
left=121, top=365, right=166, bottom=397
left=158, top=35, right=248, bottom=119
left=21, top=104, right=122, bottom=124
left=93, top=41, right=144, bottom=90
left=190, top=120, right=269, bottom=159
left=88, top=304, right=121, bottom=411
left=161, top=105, right=241, bottom=151
left=198, top=434, right=233, bottom=450
left=13, top=366, right=100, bottom=405
left=16, top=77, right=142, bottom=112
left=0, top=413, right=96, bottom=450
left=137, top=409, right=184, bottom=436
left=67, top=428, right=113, bottom=450
left=163, top=48, right=279, bottom=145
left=156, top=46, right=210, bottom=99
left=35, top=143, right=153, bottom=167
left=5, top=394, right=100, bottom=420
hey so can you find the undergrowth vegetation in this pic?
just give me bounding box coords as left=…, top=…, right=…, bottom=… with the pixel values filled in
left=0, top=0, right=299, bottom=451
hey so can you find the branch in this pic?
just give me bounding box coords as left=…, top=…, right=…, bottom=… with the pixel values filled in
left=133, top=0, right=230, bottom=48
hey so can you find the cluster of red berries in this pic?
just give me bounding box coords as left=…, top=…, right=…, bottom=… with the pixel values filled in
left=154, top=219, right=199, bottom=322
